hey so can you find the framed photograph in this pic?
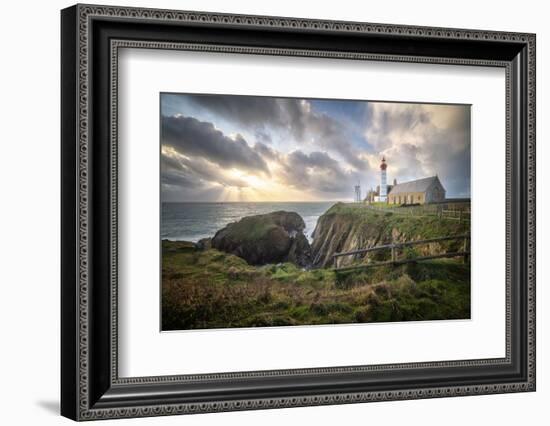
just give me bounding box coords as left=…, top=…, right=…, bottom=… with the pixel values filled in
left=159, top=93, right=473, bottom=332
left=61, top=4, right=536, bottom=421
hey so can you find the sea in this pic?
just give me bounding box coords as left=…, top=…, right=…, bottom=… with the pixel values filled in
left=161, top=201, right=338, bottom=243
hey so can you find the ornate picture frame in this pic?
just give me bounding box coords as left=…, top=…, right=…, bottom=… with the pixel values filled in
left=61, top=4, right=535, bottom=421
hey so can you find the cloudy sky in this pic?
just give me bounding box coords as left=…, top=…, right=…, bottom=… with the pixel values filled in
left=160, top=93, right=470, bottom=202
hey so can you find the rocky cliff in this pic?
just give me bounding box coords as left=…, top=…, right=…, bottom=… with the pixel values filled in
left=211, top=211, right=311, bottom=266
left=311, top=203, right=469, bottom=268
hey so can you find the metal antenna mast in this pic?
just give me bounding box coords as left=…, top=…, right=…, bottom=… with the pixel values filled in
left=354, top=181, right=361, bottom=203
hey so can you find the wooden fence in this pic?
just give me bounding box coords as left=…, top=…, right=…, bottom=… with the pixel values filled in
left=332, top=234, right=470, bottom=272
left=364, top=204, right=470, bottom=222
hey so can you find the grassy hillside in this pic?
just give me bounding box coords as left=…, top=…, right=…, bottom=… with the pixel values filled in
left=311, top=203, right=469, bottom=267
left=323, top=202, right=469, bottom=240
left=162, top=240, right=470, bottom=330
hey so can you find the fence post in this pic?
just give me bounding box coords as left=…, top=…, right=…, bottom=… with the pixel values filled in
left=391, top=244, right=396, bottom=263
left=463, top=237, right=468, bottom=263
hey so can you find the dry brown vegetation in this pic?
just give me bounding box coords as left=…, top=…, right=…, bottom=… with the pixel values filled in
left=162, top=241, right=470, bottom=330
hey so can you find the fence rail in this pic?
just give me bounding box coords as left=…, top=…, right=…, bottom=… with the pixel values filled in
left=364, top=203, right=470, bottom=222
left=333, top=234, right=470, bottom=272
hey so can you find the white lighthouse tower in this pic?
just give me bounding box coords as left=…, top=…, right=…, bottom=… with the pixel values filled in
left=379, top=157, right=388, bottom=202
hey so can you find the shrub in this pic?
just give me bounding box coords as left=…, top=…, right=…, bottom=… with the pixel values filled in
left=355, top=307, right=371, bottom=323
left=373, top=282, right=392, bottom=298
left=257, top=289, right=273, bottom=304
left=310, top=302, right=329, bottom=316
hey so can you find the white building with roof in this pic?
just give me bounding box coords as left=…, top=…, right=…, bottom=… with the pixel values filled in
left=366, top=157, right=446, bottom=205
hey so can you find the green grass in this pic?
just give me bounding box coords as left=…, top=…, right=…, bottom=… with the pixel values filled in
left=368, top=202, right=401, bottom=208
left=326, top=202, right=468, bottom=237
left=321, top=203, right=468, bottom=265
left=220, top=215, right=280, bottom=241
left=213, top=211, right=303, bottom=243
left=162, top=240, right=470, bottom=330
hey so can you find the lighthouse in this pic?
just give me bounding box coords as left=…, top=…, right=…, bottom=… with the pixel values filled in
left=379, top=157, right=388, bottom=202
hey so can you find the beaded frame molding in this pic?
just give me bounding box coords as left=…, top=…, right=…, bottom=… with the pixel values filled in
left=61, top=4, right=536, bottom=421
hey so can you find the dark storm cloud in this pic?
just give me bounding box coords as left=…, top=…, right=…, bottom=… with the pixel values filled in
left=161, top=169, right=198, bottom=188
left=303, top=111, right=368, bottom=171
left=160, top=154, right=200, bottom=188
left=161, top=151, right=251, bottom=190
left=185, top=95, right=281, bottom=126
left=161, top=155, right=229, bottom=202
left=184, top=95, right=302, bottom=135
left=161, top=115, right=269, bottom=175
left=253, top=142, right=280, bottom=161
left=185, top=95, right=369, bottom=171
left=160, top=94, right=470, bottom=201
left=279, top=150, right=355, bottom=193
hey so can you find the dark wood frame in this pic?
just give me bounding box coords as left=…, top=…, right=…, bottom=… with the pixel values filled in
left=61, top=4, right=536, bottom=421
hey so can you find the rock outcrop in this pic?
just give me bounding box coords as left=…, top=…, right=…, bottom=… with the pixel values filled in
left=311, top=203, right=469, bottom=268
left=196, top=237, right=212, bottom=250
left=311, top=203, right=385, bottom=268
left=211, top=211, right=311, bottom=266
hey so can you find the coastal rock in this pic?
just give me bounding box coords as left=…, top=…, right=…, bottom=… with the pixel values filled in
left=196, top=237, right=212, bottom=250
left=211, top=211, right=311, bottom=266
left=287, top=233, right=312, bottom=267
left=311, top=202, right=470, bottom=268
left=311, top=203, right=383, bottom=268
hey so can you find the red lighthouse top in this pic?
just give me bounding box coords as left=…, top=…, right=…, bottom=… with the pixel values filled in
left=380, top=157, right=387, bottom=171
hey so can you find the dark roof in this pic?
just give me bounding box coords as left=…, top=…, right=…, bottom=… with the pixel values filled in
left=388, top=176, right=443, bottom=195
